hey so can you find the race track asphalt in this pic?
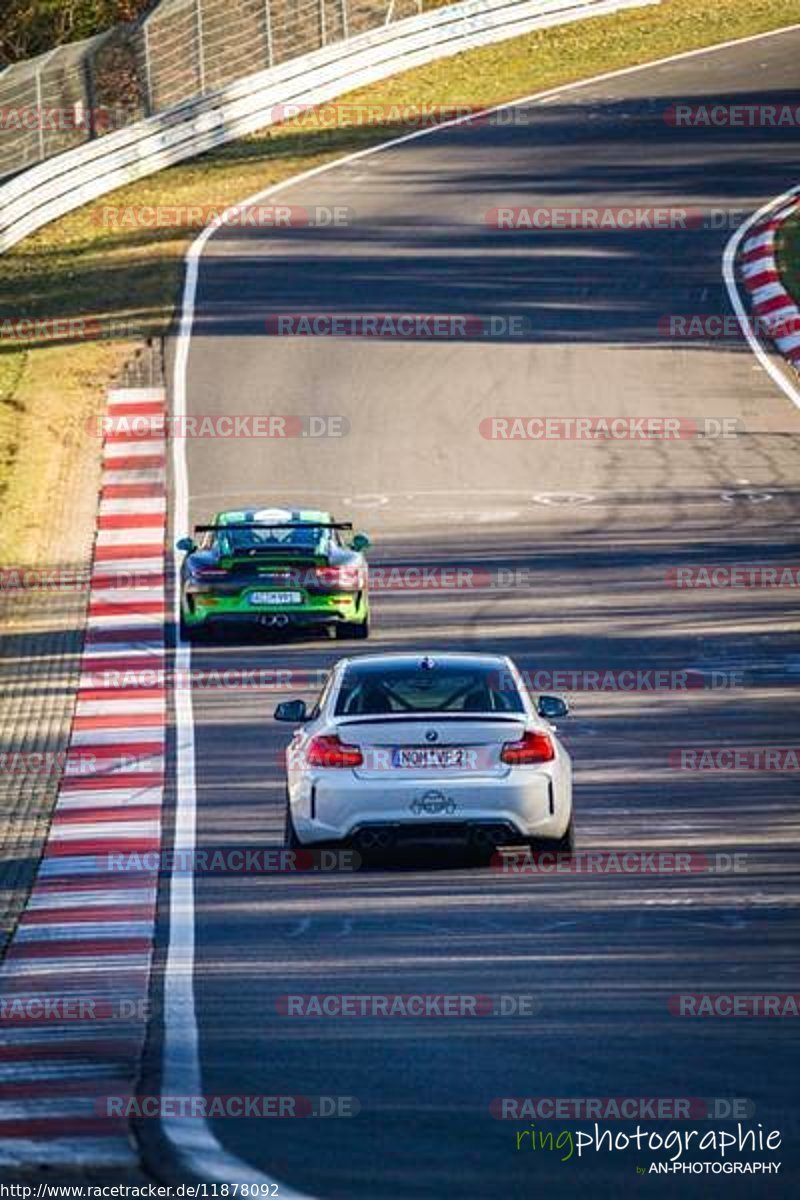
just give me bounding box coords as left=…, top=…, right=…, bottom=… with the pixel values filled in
left=155, top=27, right=800, bottom=1199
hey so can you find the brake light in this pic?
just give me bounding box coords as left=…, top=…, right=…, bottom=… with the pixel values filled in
left=192, top=567, right=228, bottom=581
left=306, top=735, right=363, bottom=768
left=500, top=730, right=555, bottom=764
left=315, top=566, right=363, bottom=589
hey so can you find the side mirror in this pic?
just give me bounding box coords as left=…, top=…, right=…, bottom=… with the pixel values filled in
left=537, top=695, right=569, bottom=721
left=176, top=537, right=196, bottom=553
left=275, top=699, right=308, bottom=723
left=351, top=533, right=371, bottom=553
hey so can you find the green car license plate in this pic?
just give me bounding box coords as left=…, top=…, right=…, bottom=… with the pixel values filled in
left=248, top=591, right=302, bottom=605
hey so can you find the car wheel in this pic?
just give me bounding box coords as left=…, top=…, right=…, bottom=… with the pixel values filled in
left=527, top=815, right=574, bottom=859
left=284, top=797, right=301, bottom=848
left=179, top=611, right=205, bottom=642
left=336, top=618, right=369, bottom=640
left=553, top=815, right=575, bottom=856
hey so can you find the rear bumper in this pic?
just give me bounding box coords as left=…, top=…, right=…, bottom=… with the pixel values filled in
left=183, top=590, right=367, bottom=627
left=289, top=769, right=571, bottom=846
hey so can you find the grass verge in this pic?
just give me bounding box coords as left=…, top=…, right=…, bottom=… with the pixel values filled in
left=1, top=0, right=799, bottom=563
left=776, top=209, right=800, bottom=308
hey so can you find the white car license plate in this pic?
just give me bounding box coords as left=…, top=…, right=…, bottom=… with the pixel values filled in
left=248, top=591, right=302, bottom=605
left=393, top=747, right=466, bottom=769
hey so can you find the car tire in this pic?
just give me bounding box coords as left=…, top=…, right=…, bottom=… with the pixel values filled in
left=335, top=618, right=369, bottom=640
left=527, top=815, right=574, bottom=859
left=553, top=815, right=575, bottom=856
left=284, top=797, right=302, bottom=848
left=179, top=610, right=207, bottom=643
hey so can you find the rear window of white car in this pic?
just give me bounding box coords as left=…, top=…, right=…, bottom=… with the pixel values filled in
left=334, top=663, right=525, bottom=716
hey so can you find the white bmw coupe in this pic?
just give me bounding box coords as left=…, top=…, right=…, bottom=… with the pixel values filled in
left=275, top=652, right=573, bottom=858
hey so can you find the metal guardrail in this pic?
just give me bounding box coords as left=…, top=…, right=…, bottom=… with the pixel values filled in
left=0, top=0, right=423, bottom=180
left=0, top=0, right=659, bottom=254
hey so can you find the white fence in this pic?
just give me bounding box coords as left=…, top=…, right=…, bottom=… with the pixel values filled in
left=0, top=0, right=659, bottom=254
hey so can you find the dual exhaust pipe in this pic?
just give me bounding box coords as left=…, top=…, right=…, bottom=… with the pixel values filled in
left=260, top=613, right=290, bottom=628
left=356, top=828, right=394, bottom=850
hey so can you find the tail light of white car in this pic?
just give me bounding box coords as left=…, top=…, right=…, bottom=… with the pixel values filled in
left=306, top=734, right=364, bottom=768
left=500, top=730, right=555, bottom=765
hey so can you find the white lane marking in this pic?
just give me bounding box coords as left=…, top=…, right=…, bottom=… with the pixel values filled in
left=723, top=184, right=800, bottom=413
left=751, top=280, right=787, bottom=305
left=103, top=469, right=166, bottom=486
left=26, top=888, right=157, bottom=910
left=103, top=440, right=165, bottom=459
left=719, top=490, right=774, bottom=504
left=743, top=230, right=775, bottom=253
left=16, top=921, right=155, bottom=942
left=37, top=856, right=153, bottom=878
left=57, top=794, right=162, bottom=815
left=48, top=821, right=161, bottom=842
left=167, top=19, right=800, bottom=1190
left=108, top=388, right=166, bottom=405
left=0, top=1138, right=136, bottom=1170
left=79, top=640, right=164, bottom=657
left=532, top=492, right=596, bottom=506
left=99, top=498, right=167, bottom=515
left=70, top=730, right=166, bottom=748
left=342, top=493, right=389, bottom=508
left=0, top=955, right=152, bottom=977
left=74, top=699, right=165, bottom=716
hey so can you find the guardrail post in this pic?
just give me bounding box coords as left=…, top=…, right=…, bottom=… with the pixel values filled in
left=264, top=0, right=274, bottom=66
left=320, top=0, right=327, bottom=47
left=142, top=20, right=154, bottom=114
left=82, top=51, right=97, bottom=141
left=34, top=61, right=46, bottom=161
left=341, top=0, right=349, bottom=40
left=196, top=0, right=207, bottom=94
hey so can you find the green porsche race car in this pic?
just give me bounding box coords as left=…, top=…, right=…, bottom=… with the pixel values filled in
left=176, top=506, right=371, bottom=641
